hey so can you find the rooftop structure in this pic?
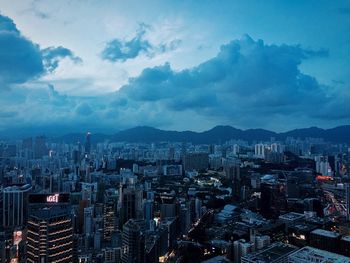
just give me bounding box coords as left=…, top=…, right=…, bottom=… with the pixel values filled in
left=241, top=242, right=297, bottom=263
left=288, top=246, right=350, bottom=263
left=311, top=229, right=340, bottom=239
left=279, top=212, right=305, bottom=222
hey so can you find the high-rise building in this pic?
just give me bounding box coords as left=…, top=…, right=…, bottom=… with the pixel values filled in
left=27, top=205, right=73, bottom=262
left=255, top=144, right=267, bottom=158
left=233, top=239, right=255, bottom=263
left=22, top=137, right=33, bottom=159
left=1, top=184, right=31, bottom=230
left=85, top=132, right=91, bottom=155
left=122, top=219, right=145, bottom=263
left=104, top=191, right=118, bottom=242
left=346, top=183, right=350, bottom=221
left=340, top=236, right=350, bottom=257
left=183, top=152, right=209, bottom=172
left=223, top=159, right=241, bottom=200
left=260, top=178, right=287, bottom=219
left=144, top=200, right=154, bottom=230
left=119, top=187, right=143, bottom=227
left=84, top=206, right=94, bottom=235
left=168, top=146, right=175, bottom=160
left=310, top=229, right=340, bottom=253
left=34, top=136, right=48, bottom=159
left=159, top=218, right=177, bottom=256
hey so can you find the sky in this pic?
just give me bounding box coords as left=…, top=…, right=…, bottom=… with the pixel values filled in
left=0, top=0, right=350, bottom=135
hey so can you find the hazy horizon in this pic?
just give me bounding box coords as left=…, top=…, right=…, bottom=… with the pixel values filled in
left=1, top=123, right=350, bottom=140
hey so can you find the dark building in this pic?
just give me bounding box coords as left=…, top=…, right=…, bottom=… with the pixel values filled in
left=287, top=223, right=318, bottom=247
left=260, top=179, right=287, bottom=219
left=304, top=198, right=324, bottom=218
left=309, top=229, right=340, bottom=253
left=119, top=187, right=143, bottom=227
left=183, top=152, right=209, bottom=172
left=224, top=164, right=241, bottom=200
left=103, top=191, right=118, bottom=242
left=159, top=218, right=177, bottom=256
left=122, top=219, right=145, bottom=263
left=340, top=236, right=350, bottom=257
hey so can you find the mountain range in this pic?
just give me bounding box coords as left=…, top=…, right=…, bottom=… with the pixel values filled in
left=52, top=125, right=350, bottom=144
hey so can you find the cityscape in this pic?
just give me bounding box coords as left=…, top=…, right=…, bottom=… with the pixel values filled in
left=1, top=1, right=350, bottom=263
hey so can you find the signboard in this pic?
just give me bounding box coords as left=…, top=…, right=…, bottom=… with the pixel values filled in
left=28, top=193, right=70, bottom=204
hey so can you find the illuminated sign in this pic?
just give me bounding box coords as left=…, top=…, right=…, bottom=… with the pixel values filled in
left=29, top=193, right=70, bottom=204
left=316, top=175, right=333, bottom=181
left=13, top=230, right=22, bottom=246
left=46, top=194, right=59, bottom=203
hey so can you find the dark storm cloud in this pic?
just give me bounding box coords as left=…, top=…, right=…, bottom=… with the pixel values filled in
left=0, top=14, right=80, bottom=87
left=0, top=14, right=19, bottom=32
left=42, top=46, right=82, bottom=72
left=101, top=23, right=181, bottom=62
left=0, top=14, right=44, bottom=86
left=118, top=35, right=337, bottom=122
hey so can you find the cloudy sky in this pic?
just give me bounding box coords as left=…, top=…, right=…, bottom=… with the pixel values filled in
left=0, top=0, right=350, bottom=135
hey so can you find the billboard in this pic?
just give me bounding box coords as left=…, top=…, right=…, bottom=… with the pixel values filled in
left=28, top=193, right=70, bottom=204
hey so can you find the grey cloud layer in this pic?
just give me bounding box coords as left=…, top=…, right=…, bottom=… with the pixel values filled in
left=101, top=23, right=181, bottom=62
left=117, top=35, right=339, bottom=124
left=1, top=13, right=349, bottom=133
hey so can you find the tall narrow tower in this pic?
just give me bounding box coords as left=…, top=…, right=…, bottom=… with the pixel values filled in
left=346, top=183, right=350, bottom=221
left=85, top=132, right=91, bottom=155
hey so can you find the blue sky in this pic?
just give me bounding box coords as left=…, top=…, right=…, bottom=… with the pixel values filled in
left=0, top=0, right=349, bottom=135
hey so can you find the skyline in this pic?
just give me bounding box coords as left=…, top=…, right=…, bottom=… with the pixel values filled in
left=1, top=0, right=350, bottom=134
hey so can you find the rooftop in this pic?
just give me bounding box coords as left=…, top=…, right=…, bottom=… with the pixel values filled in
left=3, top=184, right=32, bottom=192
left=241, top=242, right=297, bottom=262
left=311, top=229, right=340, bottom=238
left=289, top=246, right=350, bottom=263
left=279, top=212, right=305, bottom=221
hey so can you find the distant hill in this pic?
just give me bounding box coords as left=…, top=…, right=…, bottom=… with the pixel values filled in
left=51, top=125, right=350, bottom=144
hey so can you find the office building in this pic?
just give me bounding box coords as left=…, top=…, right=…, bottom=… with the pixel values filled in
left=233, top=239, right=255, bottom=263
left=183, top=153, right=209, bottom=172
left=121, top=219, right=145, bottom=263
left=260, top=179, right=287, bottom=219
left=119, top=187, right=143, bottom=227
left=27, top=206, right=74, bottom=263
left=104, top=193, right=117, bottom=242
left=1, top=184, right=31, bottom=230
left=340, top=236, right=350, bottom=257
left=310, top=229, right=340, bottom=253
left=85, top=132, right=91, bottom=155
